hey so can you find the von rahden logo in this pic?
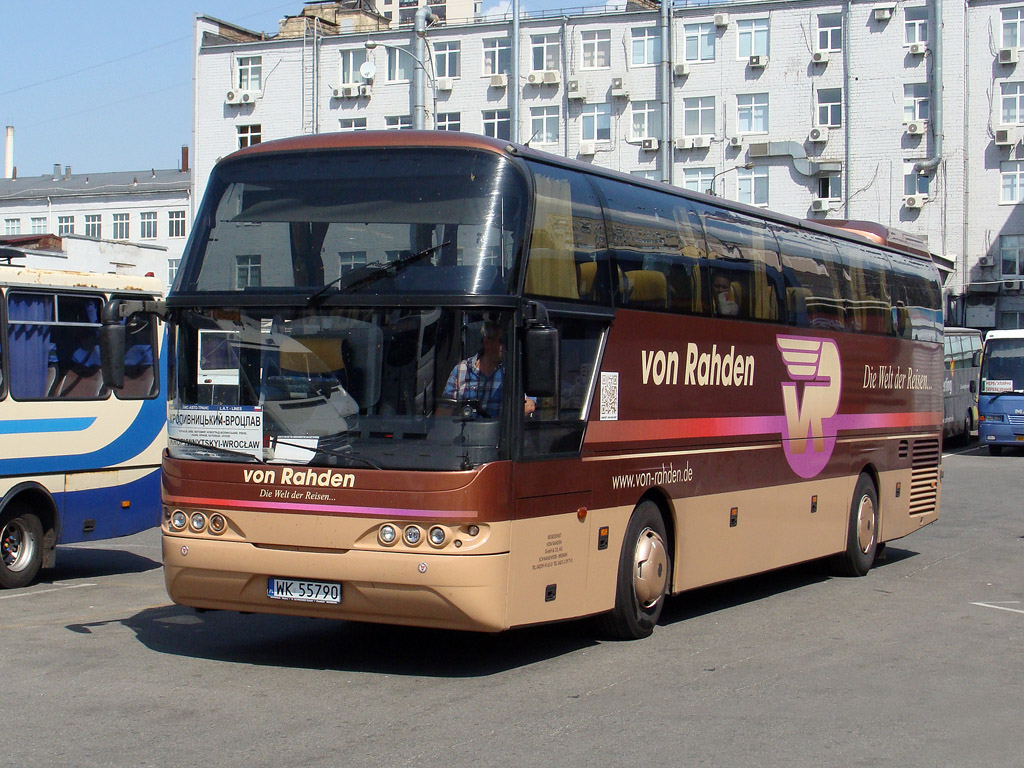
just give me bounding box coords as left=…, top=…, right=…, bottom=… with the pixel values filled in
left=777, top=335, right=842, bottom=478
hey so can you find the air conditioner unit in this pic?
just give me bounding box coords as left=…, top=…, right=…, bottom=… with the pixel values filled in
left=873, top=6, right=894, bottom=22
left=811, top=198, right=829, bottom=212
left=225, top=89, right=254, bottom=105
left=542, top=70, right=560, bottom=85
left=489, top=73, right=508, bottom=88
left=673, top=138, right=692, bottom=150
left=691, top=135, right=711, bottom=149
left=908, top=42, right=927, bottom=55
left=714, top=12, right=730, bottom=27
left=673, top=62, right=690, bottom=77
left=812, top=50, right=829, bottom=64
left=527, top=71, right=544, bottom=85
left=338, top=84, right=359, bottom=98
left=809, top=126, right=829, bottom=143
left=906, top=120, right=927, bottom=135
left=436, top=77, right=454, bottom=91
left=579, top=141, right=596, bottom=156
left=904, top=194, right=928, bottom=209
left=567, top=78, right=585, bottom=99
left=729, top=135, right=744, bottom=147
left=611, top=77, right=628, bottom=98
left=978, top=254, right=994, bottom=267
left=641, top=137, right=660, bottom=151
left=749, top=54, right=768, bottom=68
left=996, top=127, right=1020, bottom=146
left=359, top=84, right=373, bottom=97
left=1003, top=279, right=1022, bottom=291
left=1000, top=48, right=1020, bottom=65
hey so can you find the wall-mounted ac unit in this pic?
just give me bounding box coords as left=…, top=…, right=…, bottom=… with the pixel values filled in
left=436, top=77, right=454, bottom=91
left=1000, top=47, right=1020, bottom=65
left=809, top=126, right=829, bottom=143
left=908, top=42, right=927, bottom=55
left=337, top=84, right=359, bottom=98
left=691, top=135, right=711, bottom=148
left=812, top=50, right=829, bottom=64
left=611, top=77, right=628, bottom=98
left=996, top=126, right=1020, bottom=146
left=811, top=199, right=829, bottom=212
left=978, top=254, right=994, bottom=267
left=579, top=141, right=596, bottom=156
left=749, top=54, right=768, bottom=68
left=567, top=79, right=585, bottom=99
left=873, top=6, right=894, bottom=22
left=729, top=135, right=744, bottom=147
left=543, top=70, right=560, bottom=85
left=225, top=90, right=254, bottom=105
left=673, top=138, right=692, bottom=150
left=489, top=73, right=508, bottom=88
left=1003, top=279, right=1022, bottom=291
left=641, top=137, right=660, bottom=151
left=527, top=71, right=544, bottom=85
left=673, top=63, right=690, bottom=77
left=904, top=194, right=928, bottom=209
left=906, top=120, right=927, bottom=135
left=359, top=84, right=373, bottom=97
left=714, top=12, right=730, bottom=26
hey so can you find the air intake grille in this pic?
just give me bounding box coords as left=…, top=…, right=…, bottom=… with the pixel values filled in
left=909, top=438, right=940, bottom=515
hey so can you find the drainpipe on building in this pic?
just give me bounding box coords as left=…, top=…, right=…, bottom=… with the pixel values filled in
left=843, top=0, right=852, bottom=215
left=659, top=0, right=672, bottom=184
left=413, top=6, right=438, bottom=130
left=961, top=0, right=970, bottom=322
left=511, top=0, right=520, bottom=142
left=561, top=17, right=569, bottom=157
left=914, top=0, right=942, bottom=177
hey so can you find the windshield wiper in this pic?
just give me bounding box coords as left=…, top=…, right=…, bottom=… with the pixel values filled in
left=273, top=438, right=383, bottom=470
left=307, top=241, right=450, bottom=304
left=169, top=436, right=264, bottom=462
left=987, top=389, right=1024, bottom=402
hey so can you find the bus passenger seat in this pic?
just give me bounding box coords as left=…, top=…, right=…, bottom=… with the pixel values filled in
left=624, top=270, right=669, bottom=309
left=577, top=261, right=598, bottom=300
left=787, top=287, right=811, bottom=326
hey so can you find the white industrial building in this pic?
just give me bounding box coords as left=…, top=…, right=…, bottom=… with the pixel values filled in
left=193, top=0, right=1024, bottom=329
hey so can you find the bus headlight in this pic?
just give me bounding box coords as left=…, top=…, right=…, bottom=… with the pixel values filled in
left=189, top=512, right=207, bottom=532
left=170, top=510, right=188, bottom=531
left=403, top=525, right=422, bottom=546
left=379, top=524, right=397, bottom=545
left=428, top=526, right=446, bottom=547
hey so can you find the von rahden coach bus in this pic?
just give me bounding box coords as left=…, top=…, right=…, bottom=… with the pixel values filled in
left=0, top=264, right=164, bottom=588
left=102, top=131, right=943, bottom=639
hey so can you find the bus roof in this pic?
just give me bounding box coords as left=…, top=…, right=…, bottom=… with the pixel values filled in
left=985, top=329, right=1024, bottom=341
left=0, top=265, right=163, bottom=295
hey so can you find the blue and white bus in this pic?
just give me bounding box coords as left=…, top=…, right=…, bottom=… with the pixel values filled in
left=0, top=266, right=165, bottom=587
left=978, top=329, right=1024, bottom=455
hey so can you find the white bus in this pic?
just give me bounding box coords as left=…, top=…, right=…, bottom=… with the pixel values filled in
left=0, top=264, right=165, bottom=588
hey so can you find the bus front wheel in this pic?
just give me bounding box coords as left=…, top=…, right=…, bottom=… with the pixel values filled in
left=0, top=505, right=44, bottom=589
left=989, top=445, right=1003, bottom=456
left=599, top=501, right=670, bottom=640
left=831, top=474, right=878, bottom=578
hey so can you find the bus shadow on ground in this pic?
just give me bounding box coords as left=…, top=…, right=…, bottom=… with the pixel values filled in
left=44, top=546, right=161, bottom=582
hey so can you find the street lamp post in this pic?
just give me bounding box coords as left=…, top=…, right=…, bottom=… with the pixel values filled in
left=365, top=6, right=437, bottom=130
left=707, top=162, right=754, bottom=196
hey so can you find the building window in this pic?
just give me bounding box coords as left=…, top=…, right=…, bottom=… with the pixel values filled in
left=630, top=170, right=661, bottom=181
left=1002, top=82, right=1024, bottom=124
left=1001, top=234, right=1024, bottom=276
left=818, top=12, right=842, bottom=51
left=386, top=115, right=413, bottom=130
left=737, top=93, right=769, bottom=133
left=631, top=101, right=661, bottom=140
left=31, top=217, right=46, bottom=235
left=57, top=215, right=74, bottom=235
left=904, top=163, right=930, bottom=196
left=339, top=117, right=367, bottom=131
left=683, top=96, right=715, bottom=135
left=340, top=49, right=367, bottom=84
left=738, top=165, right=769, bottom=206
left=237, top=124, right=262, bottom=149
left=530, top=106, right=559, bottom=144
left=531, top=34, right=560, bottom=71
left=581, top=103, right=611, bottom=141
left=436, top=112, right=461, bottom=131
left=388, top=46, right=414, bottom=81
left=238, top=56, right=262, bottom=91
left=434, top=41, right=460, bottom=78
left=483, top=38, right=511, bottom=75
left=998, top=311, right=1024, bottom=329
left=1002, top=161, right=1024, bottom=202
left=169, top=210, right=186, bottom=238
left=905, top=6, right=928, bottom=45
left=582, top=30, right=611, bottom=69
left=817, top=88, right=842, bottom=127
left=168, top=258, right=180, bottom=286
left=85, top=214, right=101, bottom=238
left=631, top=28, right=660, bottom=66
left=1003, top=7, right=1024, bottom=48
left=904, top=83, right=930, bottom=121
left=819, top=174, right=841, bottom=199
left=482, top=109, right=511, bottom=140
left=236, top=255, right=261, bottom=288
left=683, top=167, right=714, bottom=194
left=139, top=211, right=158, bottom=240
left=112, top=213, right=129, bottom=240
left=738, top=18, right=769, bottom=58
left=4, top=219, right=20, bottom=236
left=684, top=23, right=715, bottom=62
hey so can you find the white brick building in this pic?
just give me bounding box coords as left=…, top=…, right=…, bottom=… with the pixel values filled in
left=193, top=0, right=1024, bottom=330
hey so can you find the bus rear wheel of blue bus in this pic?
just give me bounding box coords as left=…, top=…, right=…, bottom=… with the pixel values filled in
left=0, top=506, right=43, bottom=589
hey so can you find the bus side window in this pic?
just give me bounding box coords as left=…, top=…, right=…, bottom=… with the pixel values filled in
left=837, top=242, right=895, bottom=336
left=774, top=226, right=846, bottom=331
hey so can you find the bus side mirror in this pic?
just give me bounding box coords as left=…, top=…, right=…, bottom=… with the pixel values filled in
left=524, top=325, right=559, bottom=398
left=100, top=300, right=126, bottom=389
left=970, top=380, right=977, bottom=394
left=972, top=350, right=983, bottom=367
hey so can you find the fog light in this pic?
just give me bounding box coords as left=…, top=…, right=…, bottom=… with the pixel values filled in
left=403, top=525, right=422, bottom=546
left=379, top=524, right=397, bottom=545
left=428, top=526, right=446, bottom=546
left=467, top=525, right=480, bottom=537
left=208, top=513, right=226, bottom=534
left=189, top=512, right=207, bottom=532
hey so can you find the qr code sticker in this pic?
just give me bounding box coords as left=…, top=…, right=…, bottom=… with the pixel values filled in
left=600, top=372, right=618, bottom=421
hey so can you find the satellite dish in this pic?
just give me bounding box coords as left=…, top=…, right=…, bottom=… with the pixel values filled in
left=359, top=61, right=376, bottom=80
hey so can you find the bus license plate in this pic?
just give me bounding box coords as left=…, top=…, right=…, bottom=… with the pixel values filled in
left=267, top=577, right=341, bottom=604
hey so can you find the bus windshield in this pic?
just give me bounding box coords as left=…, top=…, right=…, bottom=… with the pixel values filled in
left=981, top=336, right=1024, bottom=394
left=178, top=147, right=529, bottom=296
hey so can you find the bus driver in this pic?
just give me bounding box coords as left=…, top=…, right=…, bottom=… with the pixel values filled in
left=440, top=321, right=536, bottom=418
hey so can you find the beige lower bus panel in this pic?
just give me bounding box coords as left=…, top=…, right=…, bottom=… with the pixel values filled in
left=876, top=466, right=938, bottom=542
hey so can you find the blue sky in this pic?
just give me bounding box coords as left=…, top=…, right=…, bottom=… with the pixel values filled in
left=1, top=0, right=567, bottom=178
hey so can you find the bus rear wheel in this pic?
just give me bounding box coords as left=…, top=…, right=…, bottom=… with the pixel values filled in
left=599, top=501, right=670, bottom=640
left=0, top=506, right=44, bottom=589
left=831, top=474, right=878, bottom=578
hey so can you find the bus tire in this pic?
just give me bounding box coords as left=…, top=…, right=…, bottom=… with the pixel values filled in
left=0, top=505, right=44, bottom=589
left=988, top=445, right=1003, bottom=456
left=831, top=474, right=878, bottom=578
left=598, top=501, right=670, bottom=640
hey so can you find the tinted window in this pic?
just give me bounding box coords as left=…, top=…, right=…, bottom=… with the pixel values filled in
left=773, top=225, right=846, bottom=330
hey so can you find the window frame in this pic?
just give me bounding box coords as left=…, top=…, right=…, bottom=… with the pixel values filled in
left=582, top=29, right=612, bottom=69
left=683, top=23, right=715, bottom=62
left=737, top=17, right=770, bottom=58
left=631, top=27, right=661, bottom=66
left=737, top=93, right=769, bottom=134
